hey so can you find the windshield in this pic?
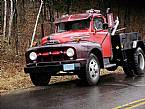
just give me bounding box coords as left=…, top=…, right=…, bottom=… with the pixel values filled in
left=56, top=19, right=90, bottom=32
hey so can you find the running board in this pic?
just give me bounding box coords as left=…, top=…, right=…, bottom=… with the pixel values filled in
left=104, top=64, right=116, bottom=69
left=103, top=58, right=116, bottom=68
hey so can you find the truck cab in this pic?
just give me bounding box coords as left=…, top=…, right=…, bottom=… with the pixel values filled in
left=24, top=9, right=145, bottom=86
left=42, top=10, right=112, bottom=57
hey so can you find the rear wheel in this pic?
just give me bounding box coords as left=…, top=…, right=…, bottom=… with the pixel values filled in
left=123, top=63, right=134, bottom=77
left=30, top=73, right=51, bottom=86
left=123, top=51, right=135, bottom=77
left=133, top=47, right=145, bottom=75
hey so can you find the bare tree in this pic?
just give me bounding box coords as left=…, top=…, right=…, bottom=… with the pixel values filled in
left=47, top=0, right=54, bottom=33
left=65, top=0, right=71, bottom=14
left=0, top=1, right=2, bottom=35
left=13, top=0, right=19, bottom=54
left=8, top=0, right=14, bottom=43
left=30, top=0, right=43, bottom=47
left=3, top=0, right=7, bottom=38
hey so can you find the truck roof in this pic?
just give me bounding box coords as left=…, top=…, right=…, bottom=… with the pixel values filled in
left=54, top=9, right=102, bottom=24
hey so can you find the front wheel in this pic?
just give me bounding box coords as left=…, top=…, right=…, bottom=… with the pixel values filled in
left=85, top=54, right=100, bottom=85
left=30, top=73, right=51, bottom=86
left=133, top=47, right=145, bottom=75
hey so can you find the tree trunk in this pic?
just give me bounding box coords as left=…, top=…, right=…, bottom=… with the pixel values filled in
left=47, top=0, right=54, bottom=33
left=13, top=0, right=18, bottom=55
left=3, top=0, right=7, bottom=38
left=0, top=0, right=3, bottom=35
left=18, top=0, right=26, bottom=24
left=65, top=0, right=71, bottom=14
left=43, top=0, right=47, bottom=21
left=8, top=0, right=14, bottom=43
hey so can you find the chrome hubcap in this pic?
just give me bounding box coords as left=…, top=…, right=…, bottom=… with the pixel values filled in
left=89, top=58, right=99, bottom=80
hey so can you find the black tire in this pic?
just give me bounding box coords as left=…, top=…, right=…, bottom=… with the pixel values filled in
left=30, top=73, right=51, bottom=86
left=85, top=54, right=100, bottom=85
left=123, top=63, right=135, bottom=77
left=77, top=69, right=86, bottom=80
left=133, top=47, right=145, bottom=75
left=123, top=52, right=135, bottom=77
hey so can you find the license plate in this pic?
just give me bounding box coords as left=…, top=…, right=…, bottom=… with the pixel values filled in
left=63, top=64, right=75, bottom=71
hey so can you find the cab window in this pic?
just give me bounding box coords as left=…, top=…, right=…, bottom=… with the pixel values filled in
left=57, top=19, right=90, bottom=33
left=93, top=17, right=104, bottom=30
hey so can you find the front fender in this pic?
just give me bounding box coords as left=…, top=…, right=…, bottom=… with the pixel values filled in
left=78, top=42, right=104, bottom=68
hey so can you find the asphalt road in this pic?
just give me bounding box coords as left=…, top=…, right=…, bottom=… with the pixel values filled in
left=1, top=73, right=145, bottom=109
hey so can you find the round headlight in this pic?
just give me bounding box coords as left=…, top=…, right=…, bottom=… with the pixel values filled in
left=29, top=52, right=37, bottom=60
left=66, top=48, right=75, bottom=57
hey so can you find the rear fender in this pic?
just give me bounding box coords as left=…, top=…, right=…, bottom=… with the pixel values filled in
left=136, top=41, right=145, bottom=52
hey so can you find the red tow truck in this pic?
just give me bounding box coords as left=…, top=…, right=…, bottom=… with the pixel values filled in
left=24, top=9, right=145, bottom=86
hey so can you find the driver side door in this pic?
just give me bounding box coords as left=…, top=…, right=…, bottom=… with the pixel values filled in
left=93, top=17, right=112, bottom=58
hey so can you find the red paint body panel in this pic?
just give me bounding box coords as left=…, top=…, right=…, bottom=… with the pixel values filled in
left=92, top=31, right=112, bottom=57
left=54, top=13, right=91, bottom=23
left=41, top=30, right=90, bottom=44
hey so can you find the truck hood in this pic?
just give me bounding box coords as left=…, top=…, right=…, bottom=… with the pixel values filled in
left=41, top=30, right=90, bottom=45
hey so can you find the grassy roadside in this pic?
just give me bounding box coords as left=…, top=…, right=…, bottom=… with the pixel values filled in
left=0, top=63, right=124, bottom=95
left=0, top=68, right=76, bottom=95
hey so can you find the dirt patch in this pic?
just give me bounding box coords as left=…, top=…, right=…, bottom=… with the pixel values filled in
left=0, top=70, right=77, bottom=95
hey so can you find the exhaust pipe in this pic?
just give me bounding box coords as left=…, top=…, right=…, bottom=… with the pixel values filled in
left=111, top=17, right=119, bottom=36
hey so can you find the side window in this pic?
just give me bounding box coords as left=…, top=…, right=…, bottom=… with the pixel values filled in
left=93, top=18, right=104, bottom=30
left=57, top=23, right=66, bottom=32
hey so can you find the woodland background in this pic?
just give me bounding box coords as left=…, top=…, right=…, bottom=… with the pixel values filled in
left=1, top=0, right=145, bottom=93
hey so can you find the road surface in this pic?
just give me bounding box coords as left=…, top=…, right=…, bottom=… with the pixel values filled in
left=1, top=73, right=145, bottom=109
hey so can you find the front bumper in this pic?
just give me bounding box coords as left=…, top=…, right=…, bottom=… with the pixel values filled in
left=24, top=59, right=86, bottom=74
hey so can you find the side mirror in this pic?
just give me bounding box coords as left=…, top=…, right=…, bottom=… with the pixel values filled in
left=103, top=23, right=108, bottom=30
